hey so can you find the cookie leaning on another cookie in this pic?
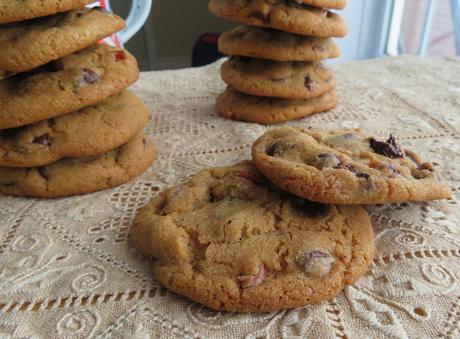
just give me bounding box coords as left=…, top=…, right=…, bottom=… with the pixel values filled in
left=0, top=132, right=155, bottom=198
left=221, top=57, right=335, bottom=100
left=294, top=0, right=347, bottom=10
left=0, top=90, right=148, bottom=168
left=0, top=0, right=93, bottom=24
left=216, top=87, right=338, bottom=124
left=0, top=7, right=125, bottom=78
left=219, top=26, right=340, bottom=62
left=252, top=127, right=451, bottom=204
left=0, top=44, right=139, bottom=129
left=131, top=161, right=374, bottom=312
left=209, top=0, right=347, bottom=37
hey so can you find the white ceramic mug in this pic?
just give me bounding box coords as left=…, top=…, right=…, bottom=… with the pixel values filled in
left=88, top=0, right=152, bottom=47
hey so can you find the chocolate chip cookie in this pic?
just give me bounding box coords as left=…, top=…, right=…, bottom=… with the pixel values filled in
left=0, top=7, right=125, bottom=78
left=219, top=26, right=340, bottom=61
left=0, top=91, right=148, bottom=168
left=216, top=87, right=338, bottom=124
left=252, top=127, right=451, bottom=204
left=0, top=44, right=139, bottom=129
left=209, top=0, right=347, bottom=37
left=131, top=160, right=374, bottom=312
left=0, top=132, right=155, bottom=198
left=221, top=57, right=335, bottom=100
left=0, top=0, right=93, bottom=24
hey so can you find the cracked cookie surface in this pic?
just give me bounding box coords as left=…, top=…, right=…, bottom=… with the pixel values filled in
left=252, top=127, right=451, bottom=204
left=0, top=0, right=93, bottom=24
left=0, top=44, right=139, bottom=129
left=0, top=132, right=155, bottom=198
left=219, top=26, right=340, bottom=61
left=0, top=7, right=125, bottom=78
left=221, top=57, right=335, bottom=99
left=216, top=87, right=337, bottom=124
left=209, top=0, right=347, bottom=37
left=131, top=161, right=374, bottom=312
left=0, top=90, right=148, bottom=167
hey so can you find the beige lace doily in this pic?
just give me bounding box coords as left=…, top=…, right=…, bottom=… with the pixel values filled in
left=1, top=55, right=459, bottom=339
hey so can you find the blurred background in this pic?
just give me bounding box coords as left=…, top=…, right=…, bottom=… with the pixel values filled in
left=112, top=0, right=459, bottom=71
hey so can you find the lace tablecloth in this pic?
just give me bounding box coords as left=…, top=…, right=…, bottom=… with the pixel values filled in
left=1, top=55, right=459, bottom=339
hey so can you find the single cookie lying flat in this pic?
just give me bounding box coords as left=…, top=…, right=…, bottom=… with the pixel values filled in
left=252, top=127, right=451, bottom=204
left=0, top=132, right=155, bottom=198
left=0, top=0, right=94, bottom=24
left=0, top=91, right=148, bottom=167
left=131, top=161, right=374, bottom=312
left=219, top=26, right=340, bottom=61
left=0, top=44, right=139, bottom=129
left=209, top=0, right=347, bottom=37
left=216, top=87, right=337, bottom=124
left=0, top=7, right=125, bottom=78
left=221, top=57, right=335, bottom=99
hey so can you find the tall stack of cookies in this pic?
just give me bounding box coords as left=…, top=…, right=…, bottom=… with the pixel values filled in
left=209, top=0, right=347, bottom=124
left=0, top=1, right=155, bottom=198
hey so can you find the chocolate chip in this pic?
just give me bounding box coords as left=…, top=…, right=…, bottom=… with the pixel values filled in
left=307, top=153, right=341, bottom=169
left=370, top=134, right=404, bottom=159
left=290, top=198, right=329, bottom=218
left=248, top=11, right=270, bottom=23
left=33, top=133, right=51, bottom=146
left=81, top=68, right=100, bottom=84
left=296, top=250, right=334, bottom=276
left=267, top=142, right=279, bottom=156
left=37, top=167, right=49, bottom=180
left=304, top=76, right=314, bottom=91
left=76, top=12, right=84, bottom=17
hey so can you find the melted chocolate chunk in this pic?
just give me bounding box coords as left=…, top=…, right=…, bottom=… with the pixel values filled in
left=37, top=167, right=49, bottom=180
left=290, top=198, right=329, bottom=218
left=307, top=153, right=341, bottom=169
left=304, top=76, right=314, bottom=91
left=33, top=133, right=51, bottom=146
left=370, top=134, right=404, bottom=159
left=82, top=68, right=100, bottom=84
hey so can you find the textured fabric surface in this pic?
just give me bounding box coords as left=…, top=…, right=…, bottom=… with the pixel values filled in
left=0, top=55, right=459, bottom=338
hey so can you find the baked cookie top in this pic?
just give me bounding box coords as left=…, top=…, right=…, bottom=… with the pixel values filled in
left=209, top=0, right=347, bottom=37
left=294, top=0, right=347, bottom=10
left=131, top=161, right=374, bottom=312
left=0, top=90, right=148, bottom=168
left=221, top=57, right=335, bottom=100
left=219, top=26, right=340, bottom=61
left=216, top=87, right=337, bottom=124
left=0, top=132, right=155, bottom=198
left=0, top=7, right=125, bottom=77
left=0, top=44, right=139, bottom=129
left=0, top=0, right=93, bottom=24
left=252, top=127, right=451, bottom=204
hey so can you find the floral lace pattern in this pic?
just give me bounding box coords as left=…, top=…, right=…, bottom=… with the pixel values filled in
left=1, top=55, right=459, bottom=338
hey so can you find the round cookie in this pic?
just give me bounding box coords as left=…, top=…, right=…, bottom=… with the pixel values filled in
left=294, top=0, right=347, bottom=10
left=130, top=161, right=374, bottom=312
left=0, top=90, right=149, bottom=168
left=0, top=7, right=125, bottom=78
left=219, top=26, right=340, bottom=61
left=221, top=57, right=335, bottom=100
left=252, top=127, right=452, bottom=204
left=0, top=44, right=139, bottom=129
left=0, top=0, right=93, bottom=24
left=209, top=0, right=347, bottom=38
left=216, top=87, right=338, bottom=124
left=0, top=132, right=155, bottom=198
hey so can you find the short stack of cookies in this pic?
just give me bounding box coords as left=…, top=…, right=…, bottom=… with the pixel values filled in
left=209, top=0, right=347, bottom=124
left=131, top=127, right=451, bottom=312
left=0, top=1, right=155, bottom=198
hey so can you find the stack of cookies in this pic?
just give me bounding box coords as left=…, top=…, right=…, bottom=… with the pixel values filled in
left=131, top=127, right=451, bottom=312
left=209, top=0, right=347, bottom=124
left=0, top=1, right=155, bottom=198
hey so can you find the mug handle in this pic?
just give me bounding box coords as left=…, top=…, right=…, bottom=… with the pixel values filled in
left=104, top=0, right=153, bottom=44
